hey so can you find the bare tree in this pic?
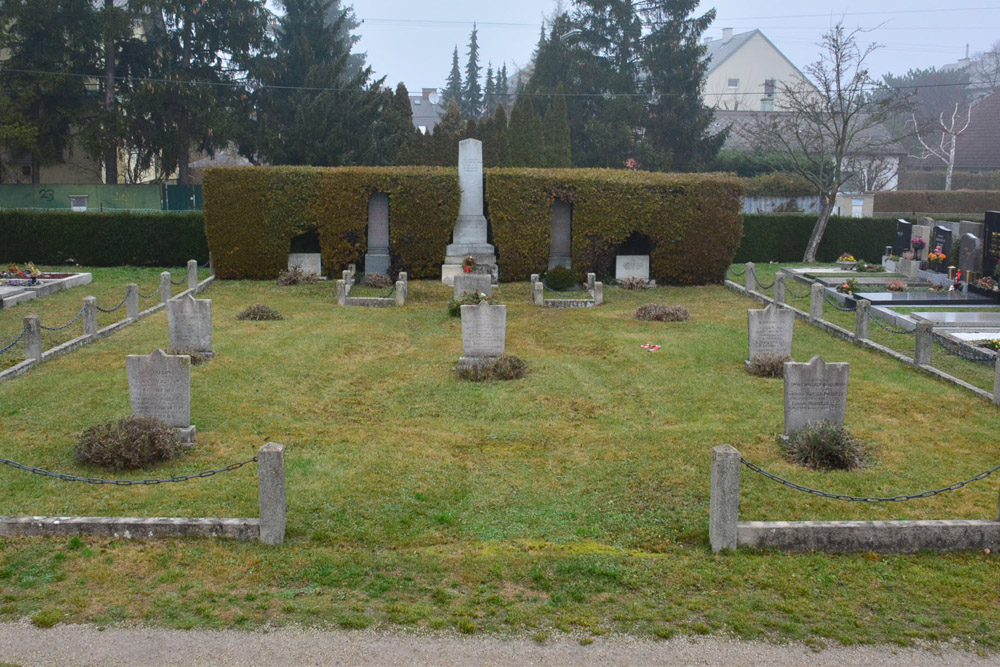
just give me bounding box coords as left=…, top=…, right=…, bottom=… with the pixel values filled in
left=907, top=103, right=973, bottom=191
left=737, top=24, right=908, bottom=262
left=969, top=40, right=1000, bottom=94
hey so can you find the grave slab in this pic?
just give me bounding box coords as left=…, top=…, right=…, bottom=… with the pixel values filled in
left=616, top=255, right=649, bottom=281
left=910, top=312, right=1000, bottom=327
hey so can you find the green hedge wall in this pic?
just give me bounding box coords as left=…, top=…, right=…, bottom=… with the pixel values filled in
left=874, top=190, right=1000, bottom=215
left=898, top=170, right=1000, bottom=191
left=0, top=210, right=207, bottom=266
left=735, top=215, right=896, bottom=263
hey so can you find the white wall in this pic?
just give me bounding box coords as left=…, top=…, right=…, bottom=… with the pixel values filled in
left=705, top=33, right=811, bottom=111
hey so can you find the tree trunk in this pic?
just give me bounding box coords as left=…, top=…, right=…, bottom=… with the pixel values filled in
left=177, top=148, right=191, bottom=185
left=802, top=195, right=836, bottom=263
left=103, top=0, right=118, bottom=185
left=31, top=154, right=40, bottom=185
left=945, top=141, right=956, bottom=191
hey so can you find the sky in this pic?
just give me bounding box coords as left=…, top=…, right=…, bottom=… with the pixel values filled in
left=349, top=0, right=999, bottom=93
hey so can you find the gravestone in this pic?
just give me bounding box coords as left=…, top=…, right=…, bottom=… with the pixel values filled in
left=783, top=356, right=850, bottom=435
left=548, top=200, right=572, bottom=270
left=747, top=303, right=794, bottom=364
left=441, top=139, right=496, bottom=285
left=287, top=253, right=321, bottom=276
left=911, top=224, right=931, bottom=261
left=931, top=225, right=953, bottom=261
left=959, top=233, right=982, bottom=275
left=167, top=293, right=214, bottom=356
left=126, top=348, right=194, bottom=442
left=364, top=192, right=391, bottom=276
left=893, top=219, right=912, bottom=255
left=454, top=273, right=492, bottom=299
left=457, top=301, right=506, bottom=368
left=958, top=219, right=984, bottom=240
left=616, top=255, right=650, bottom=281
left=983, top=211, right=1000, bottom=279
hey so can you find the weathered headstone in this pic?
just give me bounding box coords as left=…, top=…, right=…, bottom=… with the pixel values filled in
left=364, top=192, right=391, bottom=276
left=893, top=219, right=912, bottom=255
left=783, top=356, right=850, bottom=435
left=983, top=211, right=1000, bottom=278
left=958, top=219, right=984, bottom=241
left=548, top=200, right=572, bottom=270
left=454, top=273, right=492, bottom=299
left=167, top=293, right=214, bottom=356
left=287, top=253, right=322, bottom=276
left=747, top=303, right=794, bottom=364
left=458, top=301, right=506, bottom=368
left=959, top=233, right=983, bottom=275
left=126, top=348, right=194, bottom=442
left=616, top=255, right=650, bottom=281
left=442, top=139, right=496, bottom=285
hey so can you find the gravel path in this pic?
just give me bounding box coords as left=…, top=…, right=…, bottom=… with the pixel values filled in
left=0, top=622, right=994, bottom=666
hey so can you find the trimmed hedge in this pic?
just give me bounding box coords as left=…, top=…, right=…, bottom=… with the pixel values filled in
left=0, top=210, right=207, bottom=266
left=485, top=169, right=744, bottom=283
left=898, top=170, right=1000, bottom=191
left=741, top=173, right=815, bottom=198
left=874, top=190, right=1000, bottom=215
left=204, top=166, right=459, bottom=279
left=735, top=215, right=895, bottom=263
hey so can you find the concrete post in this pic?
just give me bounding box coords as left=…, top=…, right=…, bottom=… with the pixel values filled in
left=257, top=442, right=286, bottom=546
left=394, top=281, right=405, bottom=306
left=82, top=297, right=98, bottom=336
left=187, top=259, right=198, bottom=292
left=398, top=272, right=408, bottom=299
left=993, top=358, right=1000, bottom=407
left=336, top=280, right=346, bottom=306
left=710, top=444, right=741, bottom=553
left=586, top=272, right=596, bottom=290
left=854, top=299, right=871, bottom=341
left=744, top=262, right=756, bottom=292
left=159, top=272, right=171, bottom=304
left=125, top=284, right=139, bottom=320
left=914, top=321, right=933, bottom=366
left=593, top=282, right=604, bottom=305
left=809, top=283, right=825, bottom=322
left=24, top=315, right=41, bottom=361
left=342, top=270, right=352, bottom=291
left=530, top=274, right=539, bottom=293
left=774, top=273, right=786, bottom=305
left=532, top=280, right=544, bottom=306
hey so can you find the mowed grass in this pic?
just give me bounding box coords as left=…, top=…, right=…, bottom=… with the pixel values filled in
left=1, top=266, right=999, bottom=647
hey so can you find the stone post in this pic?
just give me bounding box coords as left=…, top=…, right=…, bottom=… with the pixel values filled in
left=257, top=442, right=286, bottom=546
left=593, top=282, right=604, bottom=305
left=773, top=273, right=786, bottom=305
left=24, top=315, right=41, bottom=361
left=395, top=280, right=405, bottom=306
left=854, top=299, right=870, bottom=341
left=399, top=272, right=408, bottom=299
left=914, top=321, right=933, bottom=366
left=532, top=280, right=544, bottom=306
left=586, top=273, right=596, bottom=291
left=342, top=270, right=352, bottom=291
left=82, top=297, right=98, bottom=336
left=530, top=274, right=539, bottom=293
left=744, top=262, right=756, bottom=292
left=187, top=259, right=198, bottom=292
left=994, top=358, right=1000, bottom=407
left=336, top=280, right=347, bottom=306
left=159, top=272, right=171, bottom=305
left=126, top=284, right=139, bottom=320
left=710, top=444, right=741, bottom=553
left=809, top=283, right=825, bottom=322
left=348, top=264, right=356, bottom=278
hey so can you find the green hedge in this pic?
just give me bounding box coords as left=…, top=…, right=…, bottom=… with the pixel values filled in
left=735, top=215, right=896, bottom=264
left=874, top=190, right=1000, bottom=215
left=741, top=173, right=815, bottom=197
left=0, top=210, right=207, bottom=266
left=898, top=170, right=1000, bottom=191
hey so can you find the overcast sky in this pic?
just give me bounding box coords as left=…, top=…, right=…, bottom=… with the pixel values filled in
left=350, top=0, right=999, bottom=93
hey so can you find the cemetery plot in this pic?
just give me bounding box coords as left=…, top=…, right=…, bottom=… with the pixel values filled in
left=0, top=271, right=92, bottom=309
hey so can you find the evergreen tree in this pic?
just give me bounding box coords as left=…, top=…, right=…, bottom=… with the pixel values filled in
left=443, top=47, right=463, bottom=109
left=483, top=64, right=496, bottom=117
left=385, top=82, right=418, bottom=165
left=507, top=91, right=543, bottom=166
left=322, top=0, right=366, bottom=80
left=497, top=64, right=510, bottom=109
left=490, top=104, right=510, bottom=166
left=542, top=86, right=572, bottom=167
left=430, top=98, right=463, bottom=165
left=462, top=24, right=483, bottom=118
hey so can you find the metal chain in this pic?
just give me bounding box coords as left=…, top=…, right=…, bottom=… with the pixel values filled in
left=728, top=265, right=746, bottom=277
left=95, top=294, right=128, bottom=314
left=0, top=455, right=258, bottom=485
left=170, top=276, right=185, bottom=285
left=138, top=285, right=160, bottom=299
left=783, top=280, right=812, bottom=298
left=741, top=458, right=1000, bottom=502
left=0, top=327, right=28, bottom=355
left=39, top=308, right=84, bottom=331
left=870, top=316, right=915, bottom=335
left=823, top=293, right=855, bottom=312
left=933, top=338, right=996, bottom=365
left=750, top=268, right=775, bottom=291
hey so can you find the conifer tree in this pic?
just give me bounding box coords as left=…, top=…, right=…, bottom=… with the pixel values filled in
left=507, top=91, right=543, bottom=166
left=497, top=64, right=510, bottom=108
left=430, top=98, right=463, bottom=165
left=542, top=86, right=572, bottom=167
left=483, top=64, right=496, bottom=117
left=443, top=47, right=463, bottom=109
left=462, top=24, right=483, bottom=118
left=490, top=104, right=510, bottom=166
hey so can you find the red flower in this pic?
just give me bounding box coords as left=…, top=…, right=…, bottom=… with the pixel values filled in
left=463, top=266, right=471, bottom=273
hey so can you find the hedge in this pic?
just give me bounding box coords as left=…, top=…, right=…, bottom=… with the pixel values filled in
left=898, top=170, right=1000, bottom=191
left=0, top=210, right=207, bottom=266
left=734, top=215, right=895, bottom=264
left=741, top=173, right=815, bottom=198
left=205, top=166, right=745, bottom=284
left=874, top=190, right=1000, bottom=215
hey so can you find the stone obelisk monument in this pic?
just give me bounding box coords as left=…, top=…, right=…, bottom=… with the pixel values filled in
left=441, top=138, right=496, bottom=285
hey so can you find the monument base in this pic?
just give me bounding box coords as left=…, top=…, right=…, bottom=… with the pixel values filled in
left=442, top=248, right=497, bottom=286
left=176, top=425, right=196, bottom=446
left=364, top=252, right=391, bottom=276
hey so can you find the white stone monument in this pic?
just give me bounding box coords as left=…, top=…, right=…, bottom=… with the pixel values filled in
left=442, top=139, right=496, bottom=286
left=454, top=273, right=492, bottom=299
left=288, top=253, right=322, bottom=276
left=457, top=301, right=506, bottom=369
left=747, top=303, right=794, bottom=365
left=126, top=348, right=195, bottom=443
left=167, top=293, right=214, bottom=357
left=616, top=256, right=650, bottom=281
left=783, top=356, right=850, bottom=435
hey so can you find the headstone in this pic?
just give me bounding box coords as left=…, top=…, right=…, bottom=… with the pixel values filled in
left=548, top=200, right=572, bottom=270
left=167, top=293, right=213, bottom=355
left=783, top=356, right=850, bottom=435
left=458, top=301, right=506, bottom=368
left=959, top=233, right=983, bottom=274
left=616, top=255, right=650, bottom=281
left=958, top=219, right=984, bottom=240
left=931, top=225, right=953, bottom=261
left=893, top=219, right=912, bottom=255
left=747, top=303, right=794, bottom=363
left=454, top=273, right=492, bottom=299
left=288, top=253, right=321, bottom=276
left=364, top=192, right=391, bottom=276
left=983, top=211, right=1000, bottom=279
left=126, top=348, right=194, bottom=441
left=442, top=139, right=496, bottom=285
left=911, top=224, right=931, bottom=261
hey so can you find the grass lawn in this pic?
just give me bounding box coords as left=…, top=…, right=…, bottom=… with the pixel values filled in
left=1, top=265, right=999, bottom=648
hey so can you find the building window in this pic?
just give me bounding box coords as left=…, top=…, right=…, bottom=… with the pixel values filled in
left=764, top=79, right=776, bottom=97
left=69, top=195, right=88, bottom=212
left=760, top=98, right=774, bottom=112
left=21, top=165, right=31, bottom=177
left=727, top=78, right=739, bottom=89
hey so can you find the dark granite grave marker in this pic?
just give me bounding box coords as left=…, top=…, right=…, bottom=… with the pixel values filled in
left=931, top=225, right=953, bottom=263
left=894, top=219, right=912, bottom=255
left=984, top=211, right=1000, bottom=278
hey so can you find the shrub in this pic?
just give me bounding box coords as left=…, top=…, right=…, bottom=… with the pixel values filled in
left=236, top=304, right=284, bottom=321
left=276, top=266, right=318, bottom=286
left=735, top=215, right=895, bottom=264
left=746, top=354, right=790, bottom=377
left=455, top=355, right=527, bottom=382
left=635, top=303, right=690, bottom=322
left=543, top=265, right=577, bottom=291
left=874, top=190, right=1000, bottom=215
left=163, top=348, right=212, bottom=365
left=742, top=172, right=815, bottom=197
left=75, top=417, right=184, bottom=470
left=780, top=420, right=871, bottom=471
left=362, top=273, right=393, bottom=288
left=619, top=276, right=652, bottom=290
left=447, top=292, right=496, bottom=317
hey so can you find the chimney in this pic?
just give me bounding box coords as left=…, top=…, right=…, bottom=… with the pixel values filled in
left=722, top=27, right=733, bottom=42
left=422, top=88, right=436, bottom=101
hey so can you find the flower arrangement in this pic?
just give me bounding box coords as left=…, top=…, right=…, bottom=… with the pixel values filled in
left=974, top=276, right=998, bottom=291
left=979, top=339, right=1000, bottom=351
left=462, top=256, right=476, bottom=273
left=836, top=278, right=860, bottom=295
left=1, top=262, right=41, bottom=285
left=886, top=279, right=907, bottom=292
left=927, top=245, right=946, bottom=263
left=856, top=262, right=884, bottom=272
left=911, top=237, right=926, bottom=251
left=838, top=253, right=855, bottom=262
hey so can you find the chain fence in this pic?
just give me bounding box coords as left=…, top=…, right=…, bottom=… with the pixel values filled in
left=750, top=268, right=775, bottom=291
left=783, top=280, right=812, bottom=299
left=138, top=285, right=160, bottom=299
left=823, top=293, right=855, bottom=312
left=169, top=276, right=186, bottom=286
left=39, top=308, right=84, bottom=331
left=0, top=455, right=258, bottom=486
left=0, top=327, right=28, bottom=355
left=741, top=458, right=1000, bottom=502
left=95, top=294, right=128, bottom=314
left=727, top=265, right=746, bottom=278
left=933, top=337, right=997, bottom=365
left=870, top=316, right=915, bottom=335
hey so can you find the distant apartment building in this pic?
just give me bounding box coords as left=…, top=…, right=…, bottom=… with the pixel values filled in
left=408, top=88, right=445, bottom=134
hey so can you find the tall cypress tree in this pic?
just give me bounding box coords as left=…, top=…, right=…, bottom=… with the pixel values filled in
left=442, top=47, right=463, bottom=110
left=507, top=91, right=543, bottom=166
left=483, top=64, right=495, bottom=117
left=497, top=64, right=510, bottom=108
left=542, top=86, right=572, bottom=167
left=462, top=24, right=482, bottom=118
left=431, top=98, right=463, bottom=165
left=492, top=104, right=510, bottom=167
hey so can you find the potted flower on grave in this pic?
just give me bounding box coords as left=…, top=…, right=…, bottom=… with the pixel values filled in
left=836, top=278, right=860, bottom=295
left=836, top=253, right=856, bottom=270
left=911, top=237, right=926, bottom=258
left=927, top=245, right=947, bottom=271
left=462, top=256, right=476, bottom=273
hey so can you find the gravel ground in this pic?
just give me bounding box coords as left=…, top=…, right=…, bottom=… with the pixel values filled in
left=0, top=622, right=995, bottom=666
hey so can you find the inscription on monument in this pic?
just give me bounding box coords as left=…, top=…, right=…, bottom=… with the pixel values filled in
left=460, top=301, right=506, bottom=358
left=126, top=349, right=191, bottom=428
left=748, top=303, right=794, bottom=361
left=783, top=356, right=849, bottom=434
